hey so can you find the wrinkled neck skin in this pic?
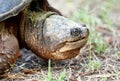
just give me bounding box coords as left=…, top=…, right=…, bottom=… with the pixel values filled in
left=30, top=0, right=62, bottom=15
left=0, top=18, right=18, bottom=39
left=19, top=11, right=57, bottom=48
left=20, top=11, right=89, bottom=60
left=0, top=20, right=19, bottom=75
left=0, top=22, right=6, bottom=34
left=20, top=11, right=59, bottom=59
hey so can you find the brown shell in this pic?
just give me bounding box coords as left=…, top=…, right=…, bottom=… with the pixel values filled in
left=0, top=0, right=32, bottom=22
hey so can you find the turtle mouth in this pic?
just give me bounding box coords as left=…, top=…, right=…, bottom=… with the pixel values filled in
left=50, top=37, right=88, bottom=60
left=50, top=27, right=89, bottom=58
left=58, top=36, right=88, bottom=53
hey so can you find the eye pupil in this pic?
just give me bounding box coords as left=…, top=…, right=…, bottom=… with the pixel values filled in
left=71, top=28, right=80, bottom=36
left=73, top=28, right=78, bottom=33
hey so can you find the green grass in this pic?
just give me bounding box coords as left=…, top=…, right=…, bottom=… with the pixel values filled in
left=89, top=60, right=102, bottom=71
left=42, top=0, right=115, bottom=80
left=42, top=60, right=66, bottom=81
left=72, top=7, right=107, bottom=54
left=103, top=77, right=108, bottom=81
left=98, top=0, right=113, bottom=25
left=115, top=51, right=120, bottom=57
left=57, top=69, right=66, bottom=81
left=70, top=0, right=114, bottom=72
left=48, top=60, right=52, bottom=81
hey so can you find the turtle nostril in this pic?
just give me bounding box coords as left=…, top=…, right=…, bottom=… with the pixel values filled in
left=70, top=28, right=80, bottom=36
left=82, top=24, right=86, bottom=27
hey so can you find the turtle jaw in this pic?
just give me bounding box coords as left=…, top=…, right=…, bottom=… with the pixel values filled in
left=51, top=37, right=88, bottom=60
left=59, top=37, right=88, bottom=53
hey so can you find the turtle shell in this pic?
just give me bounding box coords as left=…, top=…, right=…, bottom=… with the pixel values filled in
left=0, top=0, right=32, bottom=22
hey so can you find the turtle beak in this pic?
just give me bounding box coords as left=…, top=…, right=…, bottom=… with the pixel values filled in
left=58, top=25, right=89, bottom=53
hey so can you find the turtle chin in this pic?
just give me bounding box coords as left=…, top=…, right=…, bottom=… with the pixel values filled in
left=50, top=37, right=88, bottom=60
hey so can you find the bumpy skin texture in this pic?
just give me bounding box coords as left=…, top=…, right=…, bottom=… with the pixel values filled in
left=0, top=22, right=19, bottom=74
left=21, top=11, right=89, bottom=60
left=22, top=11, right=89, bottom=60
left=0, top=0, right=62, bottom=75
left=0, top=0, right=89, bottom=75
left=19, top=0, right=89, bottom=60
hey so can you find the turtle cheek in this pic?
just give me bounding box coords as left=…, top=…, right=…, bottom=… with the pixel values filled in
left=43, top=25, right=72, bottom=52
left=43, top=26, right=71, bottom=52
left=43, top=34, right=67, bottom=52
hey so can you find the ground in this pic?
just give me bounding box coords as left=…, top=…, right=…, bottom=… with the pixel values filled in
left=1, top=0, right=120, bottom=81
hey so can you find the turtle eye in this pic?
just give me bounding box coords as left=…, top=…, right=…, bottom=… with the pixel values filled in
left=70, top=28, right=80, bottom=36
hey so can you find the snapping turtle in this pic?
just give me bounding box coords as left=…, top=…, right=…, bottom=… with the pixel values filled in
left=0, top=0, right=89, bottom=74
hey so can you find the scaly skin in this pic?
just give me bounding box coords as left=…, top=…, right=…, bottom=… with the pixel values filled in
left=0, top=11, right=89, bottom=75
left=0, top=0, right=89, bottom=76
left=20, top=11, right=89, bottom=60
left=0, top=22, right=19, bottom=75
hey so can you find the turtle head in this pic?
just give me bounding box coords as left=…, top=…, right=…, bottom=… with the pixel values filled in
left=24, top=12, right=89, bottom=60
left=43, top=15, right=89, bottom=60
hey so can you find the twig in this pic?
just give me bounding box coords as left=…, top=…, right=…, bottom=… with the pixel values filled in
left=85, top=74, right=116, bottom=78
